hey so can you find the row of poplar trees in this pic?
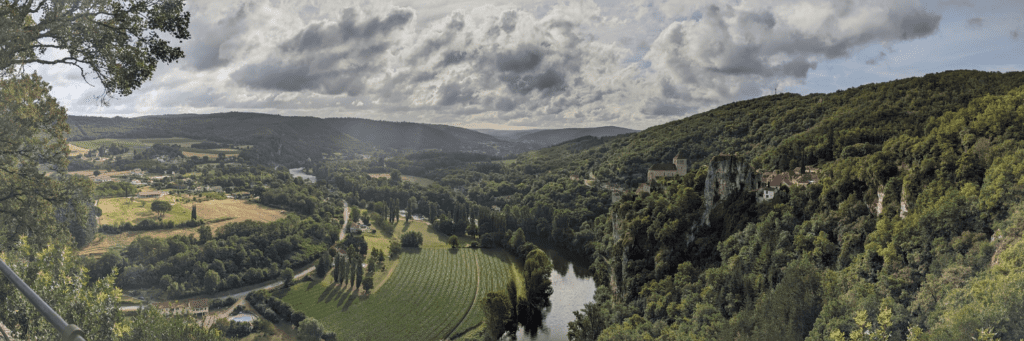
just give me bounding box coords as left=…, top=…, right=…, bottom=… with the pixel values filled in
left=317, top=245, right=371, bottom=292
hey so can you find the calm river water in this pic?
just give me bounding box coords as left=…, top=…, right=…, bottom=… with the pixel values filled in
left=515, top=242, right=597, bottom=341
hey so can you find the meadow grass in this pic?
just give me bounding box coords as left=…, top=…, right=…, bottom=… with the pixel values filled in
left=82, top=197, right=286, bottom=256
left=277, top=248, right=515, bottom=341
left=392, top=219, right=476, bottom=248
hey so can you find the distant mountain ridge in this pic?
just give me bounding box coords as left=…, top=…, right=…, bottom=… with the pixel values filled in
left=475, top=126, right=636, bottom=147
left=67, top=112, right=532, bottom=165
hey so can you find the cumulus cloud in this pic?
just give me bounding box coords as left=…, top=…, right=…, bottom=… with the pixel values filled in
left=642, top=0, right=941, bottom=116
left=50, top=0, right=952, bottom=129
left=231, top=7, right=414, bottom=95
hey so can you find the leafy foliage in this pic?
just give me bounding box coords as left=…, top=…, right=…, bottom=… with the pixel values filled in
left=0, top=0, right=190, bottom=98
left=558, top=71, right=1024, bottom=340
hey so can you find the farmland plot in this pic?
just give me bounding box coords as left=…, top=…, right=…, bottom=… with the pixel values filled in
left=278, top=248, right=515, bottom=341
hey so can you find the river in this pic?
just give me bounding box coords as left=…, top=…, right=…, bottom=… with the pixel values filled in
left=515, top=243, right=597, bottom=341
left=288, top=167, right=316, bottom=183
left=286, top=167, right=594, bottom=339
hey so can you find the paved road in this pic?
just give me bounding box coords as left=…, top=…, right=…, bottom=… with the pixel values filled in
left=121, top=201, right=350, bottom=311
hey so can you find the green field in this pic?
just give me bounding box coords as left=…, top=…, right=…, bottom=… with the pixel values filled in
left=97, top=196, right=194, bottom=226
left=393, top=219, right=476, bottom=248
left=278, top=248, right=515, bottom=341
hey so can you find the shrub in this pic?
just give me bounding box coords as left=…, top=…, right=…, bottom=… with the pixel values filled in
left=400, top=231, right=424, bottom=247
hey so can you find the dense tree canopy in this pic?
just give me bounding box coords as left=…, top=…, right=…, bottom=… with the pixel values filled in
left=1, top=0, right=191, bottom=97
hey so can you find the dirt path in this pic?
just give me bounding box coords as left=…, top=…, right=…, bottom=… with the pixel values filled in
left=370, top=257, right=402, bottom=295
left=447, top=251, right=482, bottom=339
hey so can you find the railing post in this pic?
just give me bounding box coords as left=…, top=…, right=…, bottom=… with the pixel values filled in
left=0, top=259, right=86, bottom=341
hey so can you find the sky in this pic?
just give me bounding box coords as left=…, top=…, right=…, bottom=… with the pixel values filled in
left=33, top=0, right=1024, bottom=130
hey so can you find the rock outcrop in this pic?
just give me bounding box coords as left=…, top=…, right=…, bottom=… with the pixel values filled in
left=700, top=155, right=758, bottom=226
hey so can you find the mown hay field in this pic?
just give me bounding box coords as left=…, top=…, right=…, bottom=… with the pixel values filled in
left=278, top=248, right=514, bottom=341
left=82, top=197, right=286, bottom=256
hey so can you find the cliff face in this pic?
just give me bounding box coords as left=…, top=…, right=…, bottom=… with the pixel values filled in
left=699, top=155, right=758, bottom=227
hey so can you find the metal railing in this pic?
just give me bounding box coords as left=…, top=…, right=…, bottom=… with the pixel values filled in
left=0, top=259, right=86, bottom=341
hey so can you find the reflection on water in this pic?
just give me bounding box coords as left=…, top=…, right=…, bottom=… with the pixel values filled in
left=515, top=245, right=596, bottom=341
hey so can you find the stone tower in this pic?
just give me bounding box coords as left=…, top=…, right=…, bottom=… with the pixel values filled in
left=672, top=152, right=688, bottom=175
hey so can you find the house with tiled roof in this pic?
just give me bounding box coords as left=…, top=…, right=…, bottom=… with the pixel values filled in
left=759, top=167, right=820, bottom=201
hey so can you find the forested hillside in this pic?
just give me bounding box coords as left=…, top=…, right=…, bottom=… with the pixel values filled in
left=544, top=70, right=1024, bottom=187
left=384, top=70, right=1024, bottom=340
left=476, top=126, right=637, bottom=148
left=543, top=70, right=1024, bottom=340
left=67, top=113, right=531, bottom=165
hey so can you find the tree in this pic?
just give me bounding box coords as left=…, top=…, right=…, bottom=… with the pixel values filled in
left=0, top=240, right=122, bottom=340
left=197, top=225, right=213, bottom=244
left=448, top=235, right=460, bottom=249
left=350, top=206, right=361, bottom=225
left=297, top=317, right=325, bottom=341
left=389, top=240, right=402, bottom=259
left=191, top=204, right=197, bottom=221
left=203, top=269, right=220, bottom=293
left=94, top=170, right=101, bottom=176
left=89, top=250, right=124, bottom=280
left=400, top=231, right=423, bottom=247
left=150, top=200, right=171, bottom=219
left=54, top=174, right=99, bottom=249
left=361, top=275, right=374, bottom=292
left=0, top=74, right=70, bottom=249
left=389, top=169, right=402, bottom=184
left=281, top=267, right=294, bottom=288
left=1, top=0, right=191, bottom=99
left=290, top=310, right=306, bottom=326
left=523, top=249, right=553, bottom=309
left=316, top=251, right=331, bottom=278
left=354, top=260, right=364, bottom=293
left=253, top=317, right=275, bottom=336
left=482, top=291, right=514, bottom=339
left=334, top=253, right=344, bottom=284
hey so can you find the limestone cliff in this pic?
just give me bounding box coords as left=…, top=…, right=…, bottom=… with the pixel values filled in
left=699, top=155, right=758, bottom=227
